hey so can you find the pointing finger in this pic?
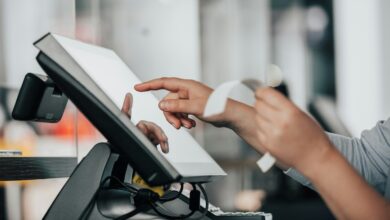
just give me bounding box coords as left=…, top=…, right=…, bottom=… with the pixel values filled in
left=134, top=77, right=184, bottom=93
left=159, top=99, right=205, bottom=115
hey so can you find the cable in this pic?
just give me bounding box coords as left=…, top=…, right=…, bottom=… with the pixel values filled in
left=79, top=176, right=137, bottom=220
left=159, top=182, right=184, bottom=202
left=150, top=183, right=197, bottom=219
left=81, top=177, right=209, bottom=220
left=191, top=184, right=209, bottom=220
left=102, top=176, right=138, bottom=193
left=115, top=182, right=193, bottom=220
left=149, top=183, right=209, bottom=220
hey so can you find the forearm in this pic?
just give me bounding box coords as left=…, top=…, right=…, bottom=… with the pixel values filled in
left=287, top=130, right=390, bottom=193
left=302, top=147, right=390, bottom=220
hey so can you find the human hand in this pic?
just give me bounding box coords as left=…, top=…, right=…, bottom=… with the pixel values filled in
left=254, top=88, right=335, bottom=174
left=135, top=77, right=231, bottom=129
left=121, top=93, right=169, bottom=153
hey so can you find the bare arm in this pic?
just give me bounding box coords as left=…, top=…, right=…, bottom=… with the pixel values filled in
left=287, top=129, right=390, bottom=194
left=305, top=147, right=390, bottom=220
left=253, top=87, right=390, bottom=220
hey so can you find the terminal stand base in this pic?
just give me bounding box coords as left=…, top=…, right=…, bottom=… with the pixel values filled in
left=43, top=142, right=269, bottom=220
left=44, top=143, right=146, bottom=220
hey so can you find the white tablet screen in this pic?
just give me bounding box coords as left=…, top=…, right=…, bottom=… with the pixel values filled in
left=52, top=34, right=225, bottom=177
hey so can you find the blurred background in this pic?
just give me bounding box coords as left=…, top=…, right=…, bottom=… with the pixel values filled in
left=0, top=0, right=390, bottom=219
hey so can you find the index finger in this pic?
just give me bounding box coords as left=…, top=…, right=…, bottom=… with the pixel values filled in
left=134, top=77, right=183, bottom=92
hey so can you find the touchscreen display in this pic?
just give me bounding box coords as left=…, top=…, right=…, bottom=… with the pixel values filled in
left=49, top=34, right=226, bottom=177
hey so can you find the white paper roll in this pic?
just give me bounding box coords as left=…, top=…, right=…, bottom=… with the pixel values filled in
left=203, top=80, right=241, bottom=118
left=203, top=65, right=283, bottom=172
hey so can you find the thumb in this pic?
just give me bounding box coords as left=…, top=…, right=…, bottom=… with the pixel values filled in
left=159, top=99, right=205, bottom=115
left=121, top=93, right=133, bottom=118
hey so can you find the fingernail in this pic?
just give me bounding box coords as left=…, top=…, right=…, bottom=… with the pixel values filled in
left=159, top=101, right=167, bottom=110
left=161, top=143, right=166, bottom=153
left=164, top=143, right=170, bottom=153
left=172, top=123, right=179, bottom=129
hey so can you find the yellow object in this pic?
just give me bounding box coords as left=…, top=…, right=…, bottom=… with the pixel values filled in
left=132, top=173, right=164, bottom=197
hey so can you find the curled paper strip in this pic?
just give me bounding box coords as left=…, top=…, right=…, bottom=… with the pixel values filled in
left=203, top=80, right=242, bottom=118
left=203, top=79, right=267, bottom=118
left=203, top=65, right=283, bottom=172
left=256, top=152, right=276, bottom=173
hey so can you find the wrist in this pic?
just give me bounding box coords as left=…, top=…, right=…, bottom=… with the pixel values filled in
left=219, top=99, right=254, bottom=131
left=295, top=139, right=338, bottom=180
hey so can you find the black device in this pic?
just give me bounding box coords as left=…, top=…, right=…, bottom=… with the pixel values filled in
left=39, top=141, right=267, bottom=219
left=12, top=73, right=68, bottom=123
left=34, top=33, right=225, bottom=186
left=31, top=34, right=211, bottom=219
left=10, top=73, right=209, bottom=219
left=35, top=51, right=180, bottom=186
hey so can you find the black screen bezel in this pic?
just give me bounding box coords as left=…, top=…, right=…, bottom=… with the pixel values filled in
left=36, top=52, right=181, bottom=186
